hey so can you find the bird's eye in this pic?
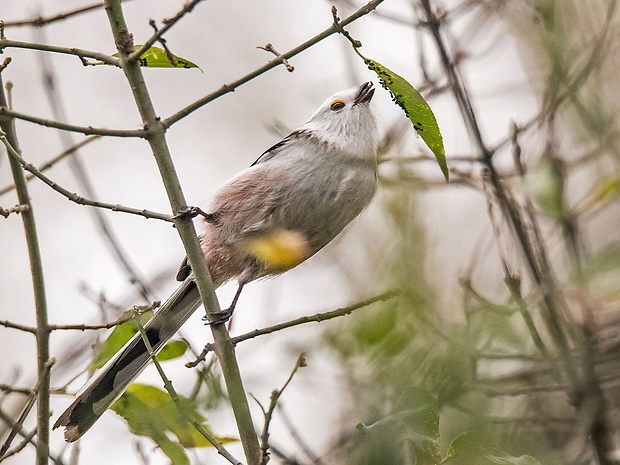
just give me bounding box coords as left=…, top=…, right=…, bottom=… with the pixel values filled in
left=330, top=100, right=345, bottom=111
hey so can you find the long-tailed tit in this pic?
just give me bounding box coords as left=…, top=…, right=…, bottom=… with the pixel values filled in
left=54, top=81, right=378, bottom=441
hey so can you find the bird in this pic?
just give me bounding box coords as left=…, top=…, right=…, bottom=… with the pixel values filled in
left=54, top=81, right=379, bottom=442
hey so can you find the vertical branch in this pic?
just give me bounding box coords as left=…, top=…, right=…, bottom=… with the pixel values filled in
left=102, top=1, right=261, bottom=463
left=0, top=78, right=51, bottom=465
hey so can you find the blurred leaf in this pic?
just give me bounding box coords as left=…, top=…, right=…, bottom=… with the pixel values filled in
left=356, top=52, right=448, bottom=181
left=112, top=383, right=236, bottom=464
left=157, top=339, right=189, bottom=361
left=352, top=304, right=398, bottom=346
left=393, top=386, right=440, bottom=440
left=527, top=156, right=565, bottom=219
left=358, top=387, right=441, bottom=463
left=443, top=431, right=542, bottom=464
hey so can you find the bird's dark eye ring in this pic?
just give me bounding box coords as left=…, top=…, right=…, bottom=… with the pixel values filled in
left=330, top=100, right=345, bottom=111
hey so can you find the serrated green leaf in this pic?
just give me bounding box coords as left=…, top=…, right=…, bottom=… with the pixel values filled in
left=112, top=383, right=236, bottom=461
left=101, top=45, right=200, bottom=69
left=357, top=52, right=448, bottom=181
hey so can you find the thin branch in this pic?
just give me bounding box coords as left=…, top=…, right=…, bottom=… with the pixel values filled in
left=276, top=405, right=323, bottom=465
left=3, top=2, right=107, bottom=27
left=0, top=427, right=37, bottom=462
left=0, top=81, right=51, bottom=465
left=133, top=313, right=242, bottom=465
left=259, top=354, right=306, bottom=465
left=46, top=308, right=146, bottom=330
left=0, top=39, right=120, bottom=66
left=0, top=408, right=65, bottom=465
left=186, top=289, right=401, bottom=366
left=0, top=106, right=145, bottom=137
left=0, top=136, right=100, bottom=197
left=0, top=203, right=29, bottom=218
left=1, top=143, right=173, bottom=222
left=0, top=320, right=36, bottom=334
left=0, top=359, right=54, bottom=461
left=0, top=384, right=33, bottom=396
left=234, top=289, right=401, bottom=346
left=162, top=0, right=386, bottom=128
left=130, top=0, right=206, bottom=62
left=256, top=44, right=294, bottom=72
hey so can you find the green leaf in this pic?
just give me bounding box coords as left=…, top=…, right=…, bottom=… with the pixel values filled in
left=157, top=339, right=189, bottom=361
left=358, top=52, right=448, bottom=181
left=90, top=312, right=188, bottom=370
left=443, top=431, right=543, bottom=464
left=101, top=46, right=200, bottom=69
left=89, top=316, right=143, bottom=370
left=393, top=386, right=440, bottom=440
left=112, top=383, right=236, bottom=463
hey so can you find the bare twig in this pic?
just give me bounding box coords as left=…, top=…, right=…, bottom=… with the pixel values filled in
left=0, top=320, right=36, bottom=334
left=0, top=39, right=119, bottom=66
left=0, top=203, right=29, bottom=218
left=163, top=0, right=386, bottom=128
left=0, top=384, right=33, bottom=396
left=0, top=106, right=144, bottom=137
left=4, top=2, right=108, bottom=28
left=0, top=408, right=65, bottom=465
left=257, top=44, right=294, bottom=72
left=0, top=427, right=37, bottom=462
left=0, top=359, right=54, bottom=461
left=0, top=136, right=100, bottom=197
left=331, top=6, right=362, bottom=48
left=186, top=289, right=401, bottom=366
left=259, top=354, right=307, bottom=465
left=1, top=141, right=173, bottom=222
left=130, top=0, right=206, bottom=62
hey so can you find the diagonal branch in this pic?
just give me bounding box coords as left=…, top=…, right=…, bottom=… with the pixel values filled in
left=3, top=144, right=173, bottom=222
left=162, top=0, right=386, bottom=128
left=129, top=0, right=206, bottom=62
left=0, top=106, right=145, bottom=137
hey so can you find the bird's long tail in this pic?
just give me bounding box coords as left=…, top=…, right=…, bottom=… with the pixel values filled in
left=53, top=277, right=202, bottom=442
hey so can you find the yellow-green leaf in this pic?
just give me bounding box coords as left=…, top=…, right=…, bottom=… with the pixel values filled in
left=157, top=339, right=189, bottom=362
left=358, top=53, right=448, bottom=181
left=88, top=312, right=150, bottom=370
left=102, top=46, right=200, bottom=69
left=90, top=312, right=188, bottom=370
left=112, top=383, right=236, bottom=462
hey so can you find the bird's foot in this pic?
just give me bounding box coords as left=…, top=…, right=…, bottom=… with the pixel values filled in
left=202, top=308, right=233, bottom=326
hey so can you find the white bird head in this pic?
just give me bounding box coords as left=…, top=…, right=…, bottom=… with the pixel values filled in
left=303, top=82, right=379, bottom=160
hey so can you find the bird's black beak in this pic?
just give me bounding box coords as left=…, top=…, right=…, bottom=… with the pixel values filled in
left=353, top=81, right=375, bottom=105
